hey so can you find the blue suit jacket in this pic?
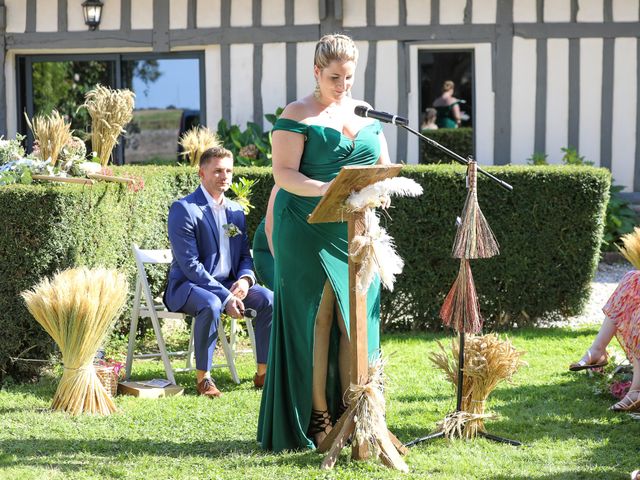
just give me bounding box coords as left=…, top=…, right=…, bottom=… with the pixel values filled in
left=164, top=186, right=254, bottom=313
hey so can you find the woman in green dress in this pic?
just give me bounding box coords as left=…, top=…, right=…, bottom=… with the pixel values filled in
left=257, top=34, right=391, bottom=452
left=252, top=186, right=278, bottom=291
left=433, top=80, right=462, bottom=129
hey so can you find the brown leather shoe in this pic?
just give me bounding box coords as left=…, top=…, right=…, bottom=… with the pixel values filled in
left=197, top=377, right=222, bottom=398
left=253, top=373, right=266, bottom=389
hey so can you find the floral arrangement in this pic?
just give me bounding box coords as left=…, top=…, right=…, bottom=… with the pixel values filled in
left=223, top=223, right=242, bottom=238
left=0, top=133, right=26, bottom=165
left=586, top=349, right=632, bottom=399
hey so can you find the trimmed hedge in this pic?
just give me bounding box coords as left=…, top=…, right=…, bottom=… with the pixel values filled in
left=420, top=128, right=473, bottom=164
left=0, top=165, right=608, bottom=382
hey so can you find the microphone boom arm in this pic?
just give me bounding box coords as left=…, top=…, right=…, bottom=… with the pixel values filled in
left=399, top=124, right=513, bottom=192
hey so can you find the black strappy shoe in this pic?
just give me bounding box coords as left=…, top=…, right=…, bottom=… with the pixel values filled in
left=308, top=409, right=332, bottom=446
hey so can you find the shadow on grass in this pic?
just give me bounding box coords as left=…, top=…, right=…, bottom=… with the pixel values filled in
left=0, top=438, right=324, bottom=473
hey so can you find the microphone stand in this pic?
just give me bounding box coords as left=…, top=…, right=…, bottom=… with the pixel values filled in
left=397, top=123, right=520, bottom=448
left=399, top=124, right=513, bottom=192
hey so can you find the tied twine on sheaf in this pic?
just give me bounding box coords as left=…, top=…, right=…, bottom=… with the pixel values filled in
left=346, top=356, right=388, bottom=457
left=345, top=177, right=423, bottom=294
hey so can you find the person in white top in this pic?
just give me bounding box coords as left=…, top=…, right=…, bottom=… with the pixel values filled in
left=165, top=147, right=273, bottom=397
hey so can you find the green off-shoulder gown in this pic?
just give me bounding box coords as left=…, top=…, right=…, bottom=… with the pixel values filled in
left=257, top=118, right=383, bottom=452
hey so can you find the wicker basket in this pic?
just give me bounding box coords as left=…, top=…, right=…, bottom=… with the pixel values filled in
left=95, top=365, right=118, bottom=398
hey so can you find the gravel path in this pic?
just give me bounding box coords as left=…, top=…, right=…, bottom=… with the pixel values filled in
left=539, top=260, right=633, bottom=328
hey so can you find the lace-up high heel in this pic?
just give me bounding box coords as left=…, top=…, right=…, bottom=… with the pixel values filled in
left=308, top=409, right=332, bottom=446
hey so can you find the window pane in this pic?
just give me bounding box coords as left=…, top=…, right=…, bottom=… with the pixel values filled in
left=32, top=60, right=115, bottom=132
left=122, top=58, right=201, bottom=164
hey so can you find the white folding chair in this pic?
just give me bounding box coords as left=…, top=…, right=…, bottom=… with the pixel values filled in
left=125, top=244, right=255, bottom=385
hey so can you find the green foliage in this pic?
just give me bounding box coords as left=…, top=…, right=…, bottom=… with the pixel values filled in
left=561, top=146, right=593, bottom=166
left=0, top=165, right=608, bottom=383
left=527, top=152, right=549, bottom=165
left=0, top=328, right=639, bottom=478
left=216, top=107, right=283, bottom=167
left=381, top=165, right=610, bottom=331
left=602, top=184, right=638, bottom=251
left=419, top=127, right=473, bottom=164
left=229, top=177, right=257, bottom=214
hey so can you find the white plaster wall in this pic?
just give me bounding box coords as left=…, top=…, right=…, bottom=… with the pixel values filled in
left=513, top=0, right=537, bottom=22
left=510, top=37, right=537, bottom=164
left=352, top=41, right=368, bottom=101
left=375, top=41, right=398, bottom=161
left=261, top=43, right=287, bottom=130
left=231, top=0, right=253, bottom=27
left=262, top=0, right=285, bottom=26
left=205, top=45, right=222, bottom=127
left=6, top=0, right=26, bottom=33
left=439, top=0, right=465, bottom=24
left=544, top=0, right=571, bottom=22
left=613, top=0, right=640, bottom=21
left=197, top=0, right=221, bottom=27
left=577, top=0, right=604, bottom=22
left=579, top=38, right=603, bottom=166
left=170, top=0, right=189, bottom=29
left=376, top=0, right=399, bottom=25
left=343, top=0, right=367, bottom=27
left=5, top=52, right=17, bottom=137
left=294, top=0, right=319, bottom=24
left=132, top=0, right=154, bottom=29
left=474, top=43, right=495, bottom=166
left=67, top=0, right=86, bottom=32
left=545, top=39, right=569, bottom=164
left=36, top=0, right=57, bottom=32
left=230, top=44, right=254, bottom=126
left=473, top=0, right=497, bottom=24
left=611, top=38, right=637, bottom=191
left=100, top=0, right=121, bottom=30
left=406, top=0, right=431, bottom=25
left=296, top=42, right=316, bottom=99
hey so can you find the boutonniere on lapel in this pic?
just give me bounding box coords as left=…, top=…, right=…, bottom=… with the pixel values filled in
left=222, top=223, right=242, bottom=238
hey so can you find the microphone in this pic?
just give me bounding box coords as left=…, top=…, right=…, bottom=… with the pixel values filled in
left=243, top=308, right=257, bottom=319
left=354, top=105, right=408, bottom=126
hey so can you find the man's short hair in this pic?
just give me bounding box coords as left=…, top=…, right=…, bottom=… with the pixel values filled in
left=200, top=146, right=233, bottom=167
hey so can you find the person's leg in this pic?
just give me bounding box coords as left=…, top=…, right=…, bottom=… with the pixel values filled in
left=335, top=304, right=351, bottom=401
left=310, top=280, right=336, bottom=444
left=570, top=316, right=616, bottom=369
left=611, top=357, right=640, bottom=411
left=181, top=287, right=222, bottom=393
left=243, top=284, right=273, bottom=379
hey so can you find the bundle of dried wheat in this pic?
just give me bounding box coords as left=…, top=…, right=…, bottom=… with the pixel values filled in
left=21, top=268, right=128, bottom=416
left=25, top=110, right=73, bottom=167
left=618, top=227, right=640, bottom=269
left=429, top=334, right=526, bottom=438
left=179, top=126, right=221, bottom=166
left=83, top=85, right=135, bottom=166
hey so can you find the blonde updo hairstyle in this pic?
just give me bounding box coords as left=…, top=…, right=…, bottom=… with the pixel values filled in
left=442, top=80, right=455, bottom=93
left=314, top=34, right=359, bottom=69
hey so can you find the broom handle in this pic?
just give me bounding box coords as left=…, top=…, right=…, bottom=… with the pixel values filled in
left=456, top=329, right=465, bottom=412
left=399, top=124, right=513, bottom=192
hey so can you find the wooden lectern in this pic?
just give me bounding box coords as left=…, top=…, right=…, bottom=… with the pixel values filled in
left=308, top=164, right=408, bottom=471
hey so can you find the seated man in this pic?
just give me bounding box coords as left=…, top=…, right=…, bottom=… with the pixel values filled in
left=164, top=146, right=272, bottom=397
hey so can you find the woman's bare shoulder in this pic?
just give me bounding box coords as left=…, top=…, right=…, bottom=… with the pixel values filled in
left=280, top=97, right=315, bottom=122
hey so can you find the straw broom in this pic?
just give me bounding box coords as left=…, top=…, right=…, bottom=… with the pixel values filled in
left=440, top=258, right=483, bottom=334
left=82, top=85, right=135, bottom=167
left=21, top=268, right=128, bottom=416
left=618, top=226, right=640, bottom=269
left=179, top=126, right=221, bottom=166
left=452, top=161, right=499, bottom=259
left=429, top=334, right=526, bottom=438
left=24, top=110, right=73, bottom=168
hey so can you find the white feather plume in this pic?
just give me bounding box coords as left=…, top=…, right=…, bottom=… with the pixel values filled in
left=346, top=177, right=423, bottom=212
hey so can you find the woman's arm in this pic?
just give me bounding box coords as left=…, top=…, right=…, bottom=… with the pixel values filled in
left=376, top=132, right=391, bottom=165
left=264, top=185, right=279, bottom=256
left=272, top=103, right=330, bottom=197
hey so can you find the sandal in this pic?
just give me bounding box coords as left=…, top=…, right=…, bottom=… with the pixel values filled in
left=610, top=390, right=640, bottom=412
left=569, top=349, right=608, bottom=371
left=308, top=409, right=332, bottom=446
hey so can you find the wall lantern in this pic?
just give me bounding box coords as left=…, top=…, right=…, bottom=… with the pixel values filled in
left=82, top=0, right=104, bottom=31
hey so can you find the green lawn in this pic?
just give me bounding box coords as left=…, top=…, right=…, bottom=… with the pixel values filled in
left=1, top=327, right=639, bottom=479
